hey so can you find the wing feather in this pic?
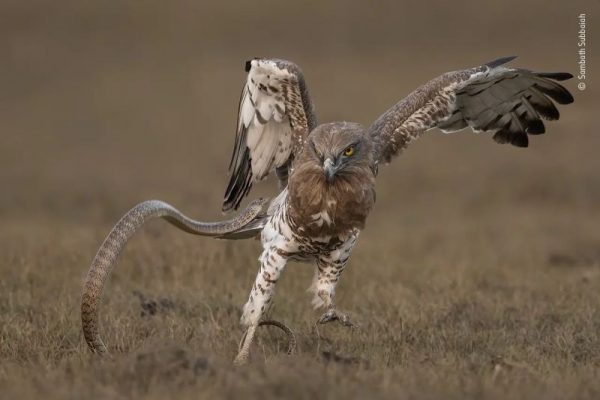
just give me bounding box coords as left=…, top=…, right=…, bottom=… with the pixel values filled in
left=223, top=59, right=317, bottom=212
left=369, top=56, right=573, bottom=163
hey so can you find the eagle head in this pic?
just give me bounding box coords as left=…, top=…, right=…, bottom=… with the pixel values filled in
left=306, top=122, right=375, bottom=183
left=287, top=122, right=376, bottom=236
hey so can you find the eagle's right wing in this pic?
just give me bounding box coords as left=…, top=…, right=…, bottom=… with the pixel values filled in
left=223, top=59, right=317, bottom=212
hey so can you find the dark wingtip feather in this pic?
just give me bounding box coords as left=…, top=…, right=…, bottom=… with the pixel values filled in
left=492, top=129, right=528, bottom=148
left=555, top=91, right=574, bottom=105
left=536, top=72, right=573, bottom=81
left=486, top=56, right=518, bottom=68
left=222, top=202, right=235, bottom=213
left=534, top=82, right=574, bottom=105
left=245, top=60, right=252, bottom=72
left=526, top=88, right=561, bottom=120
left=223, top=147, right=253, bottom=212
left=245, top=57, right=263, bottom=72
left=526, top=119, right=546, bottom=135
left=222, top=179, right=252, bottom=212
left=492, top=129, right=511, bottom=145
left=511, top=133, right=529, bottom=148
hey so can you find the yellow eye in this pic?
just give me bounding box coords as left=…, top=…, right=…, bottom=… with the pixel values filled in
left=343, top=146, right=354, bottom=157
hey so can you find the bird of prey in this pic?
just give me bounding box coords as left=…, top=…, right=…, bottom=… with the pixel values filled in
left=81, top=56, right=573, bottom=364
left=220, top=56, right=573, bottom=362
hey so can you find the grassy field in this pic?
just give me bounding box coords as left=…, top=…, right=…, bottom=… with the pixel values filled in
left=1, top=1, right=598, bottom=399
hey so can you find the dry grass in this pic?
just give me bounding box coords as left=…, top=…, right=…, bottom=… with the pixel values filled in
left=1, top=1, right=599, bottom=398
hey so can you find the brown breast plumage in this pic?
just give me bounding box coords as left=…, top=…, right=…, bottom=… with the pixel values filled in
left=287, top=156, right=376, bottom=238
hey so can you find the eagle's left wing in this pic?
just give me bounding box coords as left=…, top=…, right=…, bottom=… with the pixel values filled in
left=369, top=56, right=574, bottom=164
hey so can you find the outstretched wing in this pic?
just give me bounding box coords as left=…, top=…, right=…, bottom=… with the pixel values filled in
left=223, top=58, right=317, bottom=212
left=369, top=56, right=574, bottom=164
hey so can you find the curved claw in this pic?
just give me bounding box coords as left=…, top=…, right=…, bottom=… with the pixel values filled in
left=259, top=320, right=297, bottom=355
left=317, top=309, right=355, bottom=328
left=233, top=320, right=297, bottom=365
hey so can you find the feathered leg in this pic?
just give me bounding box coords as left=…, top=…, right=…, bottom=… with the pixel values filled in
left=234, top=246, right=288, bottom=364
left=312, top=254, right=355, bottom=327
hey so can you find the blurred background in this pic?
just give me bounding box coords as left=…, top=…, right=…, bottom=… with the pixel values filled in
left=1, top=0, right=596, bottom=230
left=1, top=2, right=599, bottom=398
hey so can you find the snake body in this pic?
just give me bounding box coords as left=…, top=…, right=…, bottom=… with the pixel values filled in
left=81, top=198, right=268, bottom=354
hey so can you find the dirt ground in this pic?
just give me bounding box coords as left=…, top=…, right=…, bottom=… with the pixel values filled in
left=1, top=1, right=598, bottom=399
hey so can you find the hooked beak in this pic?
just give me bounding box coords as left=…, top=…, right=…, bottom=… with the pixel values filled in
left=323, top=157, right=336, bottom=182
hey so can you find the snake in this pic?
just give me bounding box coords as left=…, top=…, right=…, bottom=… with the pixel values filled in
left=81, top=198, right=269, bottom=354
